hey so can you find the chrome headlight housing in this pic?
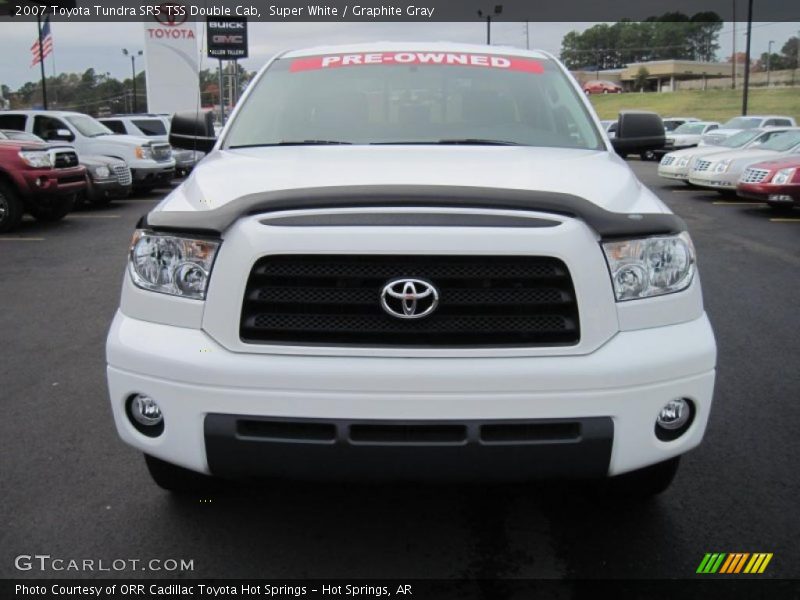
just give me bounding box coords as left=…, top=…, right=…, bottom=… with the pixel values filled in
left=772, top=168, right=796, bottom=185
left=602, top=233, right=696, bottom=301
left=128, top=230, right=220, bottom=299
left=18, top=150, right=53, bottom=168
left=135, top=145, right=153, bottom=160
left=714, top=159, right=732, bottom=173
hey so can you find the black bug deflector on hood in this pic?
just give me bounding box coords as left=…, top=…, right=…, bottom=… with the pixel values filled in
left=143, top=185, right=686, bottom=239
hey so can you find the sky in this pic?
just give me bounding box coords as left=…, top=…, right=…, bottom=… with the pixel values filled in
left=1, top=20, right=798, bottom=90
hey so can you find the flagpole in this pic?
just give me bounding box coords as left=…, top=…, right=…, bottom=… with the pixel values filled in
left=36, top=14, right=48, bottom=109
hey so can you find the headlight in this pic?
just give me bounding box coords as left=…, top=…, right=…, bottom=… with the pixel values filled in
left=660, top=154, right=673, bottom=165
left=128, top=230, right=220, bottom=299
left=677, top=157, right=690, bottom=167
left=772, top=168, right=796, bottom=185
left=18, top=150, right=52, bottom=168
left=602, top=233, right=696, bottom=301
left=714, top=159, right=732, bottom=173
left=134, top=145, right=153, bottom=160
left=92, top=166, right=110, bottom=179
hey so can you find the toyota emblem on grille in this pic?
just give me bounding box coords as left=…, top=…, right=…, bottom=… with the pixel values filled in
left=380, top=278, right=439, bottom=319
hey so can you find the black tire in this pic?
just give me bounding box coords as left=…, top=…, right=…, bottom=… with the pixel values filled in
left=144, top=454, right=222, bottom=494
left=28, top=194, right=75, bottom=222
left=640, top=150, right=656, bottom=161
left=0, top=180, right=24, bottom=233
left=604, top=457, right=681, bottom=500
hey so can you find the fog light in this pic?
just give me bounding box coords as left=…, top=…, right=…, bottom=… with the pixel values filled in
left=655, top=398, right=694, bottom=441
left=126, top=394, right=164, bottom=437
left=35, top=177, right=46, bottom=188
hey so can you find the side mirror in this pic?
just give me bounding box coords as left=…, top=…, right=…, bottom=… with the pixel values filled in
left=169, top=110, right=217, bottom=154
left=50, top=128, right=74, bottom=141
left=610, top=111, right=665, bottom=157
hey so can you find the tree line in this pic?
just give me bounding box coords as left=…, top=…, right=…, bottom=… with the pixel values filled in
left=560, top=13, right=725, bottom=70
left=2, top=64, right=252, bottom=115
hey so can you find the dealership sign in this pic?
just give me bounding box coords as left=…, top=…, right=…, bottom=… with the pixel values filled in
left=206, top=17, right=248, bottom=59
left=143, top=2, right=200, bottom=114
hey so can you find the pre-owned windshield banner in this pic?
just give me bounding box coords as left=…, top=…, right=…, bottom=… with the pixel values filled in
left=289, top=52, right=545, bottom=73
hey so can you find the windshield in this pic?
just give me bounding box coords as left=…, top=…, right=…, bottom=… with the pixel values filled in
left=66, top=115, right=114, bottom=137
left=674, top=123, right=706, bottom=134
left=721, top=117, right=762, bottom=130
left=758, top=130, right=800, bottom=152
left=225, top=52, right=603, bottom=150
left=721, top=129, right=762, bottom=147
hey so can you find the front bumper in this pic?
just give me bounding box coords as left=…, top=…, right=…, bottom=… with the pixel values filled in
left=131, top=163, right=175, bottom=186
left=737, top=182, right=800, bottom=206
left=688, top=172, right=737, bottom=189
left=658, top=165, right=691, bottom=180
left=107, top=311, right=717, bottom=480
left=19, top=166, right=86, bottom=197
left=87, top=177, right=132, bottom=201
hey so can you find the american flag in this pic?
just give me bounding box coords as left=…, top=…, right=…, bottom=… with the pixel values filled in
left=30, top=16, right=53, bottom=67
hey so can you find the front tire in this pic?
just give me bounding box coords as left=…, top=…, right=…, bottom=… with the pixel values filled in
left=605, top=457, right=681, bottom=500
left=144, top=454, right=221, bottom=494
left=28, top=195, right=75, bottom=222
left=0, top=181, right=24, bottom=233
left=640, top=150, right=657, bottom=161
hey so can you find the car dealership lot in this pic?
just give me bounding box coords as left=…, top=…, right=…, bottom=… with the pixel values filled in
left=1, top=162, right=798, bottom=579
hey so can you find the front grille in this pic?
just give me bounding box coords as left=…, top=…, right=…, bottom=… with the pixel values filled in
left=240, top=255, right=580, bottom=347
left=53, top=151, right=79, bottom=169
left=740, top=168, right=770, bottom=184
left=112, top=164, right=132, bottom=186
left=150, top=144, right=172, bottom=161
left=694, top=159, right=712, bottom=172
left=660, top=156, right=676, bottom=166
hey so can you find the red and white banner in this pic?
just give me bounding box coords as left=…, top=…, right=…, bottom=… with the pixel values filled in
left=290, top=52, right=544, bottom=74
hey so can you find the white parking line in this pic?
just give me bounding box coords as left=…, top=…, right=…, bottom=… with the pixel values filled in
left=0, top=237, right=44, bottom=241
left=67, top=214, right=121, bottom=219
left=769, top=218, right=800, bottom=223
left=712, top=201, right=766, bottom=206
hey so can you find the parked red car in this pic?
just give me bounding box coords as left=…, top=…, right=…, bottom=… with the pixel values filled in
left=737, top=157, right=800, bottom=210
left=582, top=80, right=623, bottom=95
left=0, top=132, right=86, bottom=232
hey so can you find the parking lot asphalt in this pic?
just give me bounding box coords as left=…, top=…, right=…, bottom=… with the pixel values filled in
left=1, top=163, right=798, bottom=580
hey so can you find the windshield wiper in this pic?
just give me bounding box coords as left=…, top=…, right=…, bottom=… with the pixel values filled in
left=372, top=139, right=523, bottom=146
left=229, top=140, right=352, bottom=148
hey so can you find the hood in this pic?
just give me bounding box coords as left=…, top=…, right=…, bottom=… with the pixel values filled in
left=706, top=128, right=742, bottom=138
left=704, top=147, right=780, bottom=165
left=745, top=157, right=800, bottom=172
left=80, top=154, right=126, bottom=168
left=92, top=133, right=152, bottom=147
left=667, top=145, right=736, bottom=159
left=156, top=145, right=661, bottom=217
left=0, top=139, right=49, bottom=151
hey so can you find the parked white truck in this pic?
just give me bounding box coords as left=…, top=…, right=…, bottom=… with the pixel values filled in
left=106, top=43, right=717, bottom=497
left=0, top=110, right=175, bottom=191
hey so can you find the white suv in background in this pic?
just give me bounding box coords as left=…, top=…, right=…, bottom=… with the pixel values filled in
left=99, top=114, right=202, bottom=177
left=0, top=110, right=176, bottom=191
left=106, top=43, right=716, bottom=497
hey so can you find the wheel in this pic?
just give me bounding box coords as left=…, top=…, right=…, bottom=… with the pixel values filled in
left=604, top=457, right=681, bottom=500
left=0, top=180, right=24, bottom=233
left=640, top=150, right=656, bottom=161
left=27, top=194, right=75, bottom=222
left=144, top=454, right=222, bottom=494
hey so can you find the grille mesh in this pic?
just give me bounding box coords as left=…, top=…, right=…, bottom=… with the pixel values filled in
left=694, top=159, right=712, bottom=172
left=740, top=168, right=770, bottom=184
left=240, top=255, right=580, bottom=347
left=112, top=164, right=132, bottom=186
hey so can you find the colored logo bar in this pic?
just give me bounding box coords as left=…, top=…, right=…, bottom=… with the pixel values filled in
left=697, top=553, right=773, bottom=574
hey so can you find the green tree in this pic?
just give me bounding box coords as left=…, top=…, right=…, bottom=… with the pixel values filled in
left=634, top=67, right=650, bottom=91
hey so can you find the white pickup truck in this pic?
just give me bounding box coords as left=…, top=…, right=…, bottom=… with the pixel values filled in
left=0, top=110, right=175, bottom=191
left=106, top=43, right=716, bottom=497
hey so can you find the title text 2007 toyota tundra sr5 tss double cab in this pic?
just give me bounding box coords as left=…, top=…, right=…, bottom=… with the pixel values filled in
left=106, top=44, right=717, bottom=497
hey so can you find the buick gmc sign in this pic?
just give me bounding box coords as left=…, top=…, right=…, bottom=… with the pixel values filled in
left=206, top=18, right=248, bottom=59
